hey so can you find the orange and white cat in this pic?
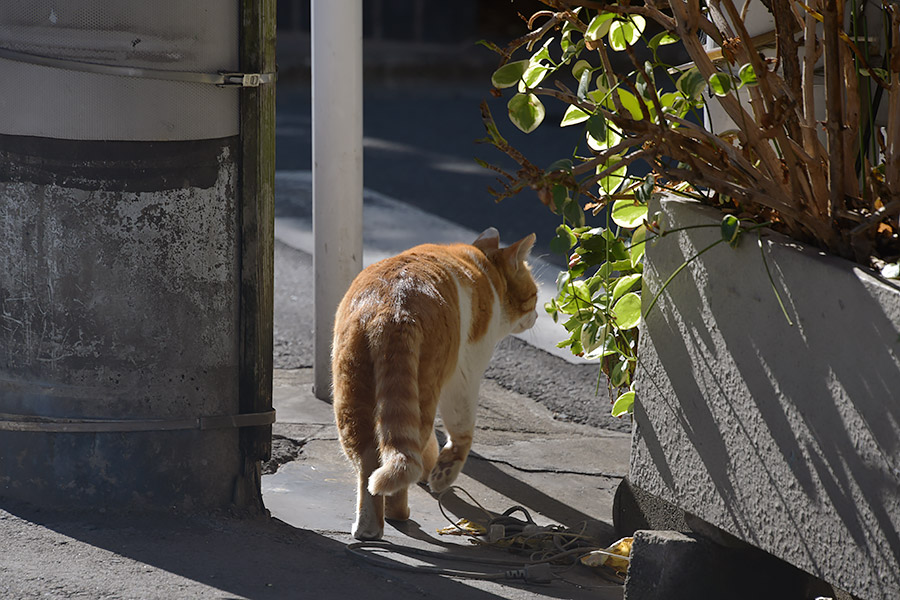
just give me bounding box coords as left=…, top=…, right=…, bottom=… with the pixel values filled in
left=332, top=227, right=538, bottom=540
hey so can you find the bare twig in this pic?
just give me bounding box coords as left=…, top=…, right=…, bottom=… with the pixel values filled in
left=823, top=0, right=846, bottom=219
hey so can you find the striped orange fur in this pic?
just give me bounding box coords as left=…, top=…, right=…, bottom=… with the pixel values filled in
left=332, top=228, right=538, bottom=540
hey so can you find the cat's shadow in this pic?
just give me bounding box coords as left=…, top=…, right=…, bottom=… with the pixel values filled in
left=385, top=516, right=452, bottom=548
left=385, top=481, right=502, bottom=548
left=419, top=429, right=616, bottom=545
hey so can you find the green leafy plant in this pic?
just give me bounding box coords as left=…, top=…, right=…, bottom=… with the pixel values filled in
left=480, top=0, right=900, bottom=415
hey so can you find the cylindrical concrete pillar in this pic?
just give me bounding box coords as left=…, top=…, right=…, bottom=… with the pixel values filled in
left=0, top=1, right=273, bottom=511
left=312, top=0, right=364, bottom=400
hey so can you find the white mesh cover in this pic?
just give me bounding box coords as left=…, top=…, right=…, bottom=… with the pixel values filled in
left=0, top=1, right=240, bottom=140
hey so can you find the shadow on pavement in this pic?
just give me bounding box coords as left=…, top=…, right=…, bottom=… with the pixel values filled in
left=0, top=500, right=514, bottom=600
left=461, top=452, right=616, bottom=543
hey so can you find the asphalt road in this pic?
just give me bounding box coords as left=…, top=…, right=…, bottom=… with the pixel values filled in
left=275, top=80, right=583, bottom=265
left=272, top=82, right=627, bottom=431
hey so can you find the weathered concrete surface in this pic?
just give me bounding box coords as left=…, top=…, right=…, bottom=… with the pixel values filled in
left=0, top=136, right=245, bottom=510
left=265, top=368, right=630, bottom=539
left=263, top=368, right=629, bottom=600
left=624, top=530, right=814, bottom=599
left=632, top=197, right=900, bottom=599
left=0, top=367, right=630, bottom=600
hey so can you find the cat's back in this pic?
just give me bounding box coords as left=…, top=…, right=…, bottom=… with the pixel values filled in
left=337, top=242, right=491, bottom=325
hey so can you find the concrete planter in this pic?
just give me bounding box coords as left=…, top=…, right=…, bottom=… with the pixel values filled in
left=631, top=197, right=900, bottom=599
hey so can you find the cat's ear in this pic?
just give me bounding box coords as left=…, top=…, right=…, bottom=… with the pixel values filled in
left=504, top=233, right=536, bottom=271
left=473, top=227, right=500, bottom=251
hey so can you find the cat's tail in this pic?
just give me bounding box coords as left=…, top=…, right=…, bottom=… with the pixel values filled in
left=367, top=318, right=424, bottom=497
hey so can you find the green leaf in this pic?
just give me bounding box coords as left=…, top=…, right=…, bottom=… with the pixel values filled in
left=507, top=93, right=545, bottom=133
left=571, top=280, right=590, bottom=303
left=572, top=59, right=592, bottom=81
left=585, top=13, right=615, bottom=42
left=551, top=184, right=568, bottom=213
left=530, top=39, right=553, bottom=64
left=738, top=63, right=758, bottom=88
left=721, top=214, right=741, bottom=247
left=584, top=329, right=617, bottom=361
left=544, top=299, right=558, bottom=322
left=581, top=322, right=608, bottom=355
left=860, top=67, right=890, bottom=81
left=636, top=61, right=655, bottom=99
left=521, top=63, right=551, bottom=89
left=545, top=159, right=574, bottom=174
left=551, top=225, right=577, bottom=255
left=586, top=115, right=622, bottom=151
left=610, top=359, right=631, bottom=387
left=610, top=259, right=634, bottom=271
left=616, top=89, right=646, bottom=120
left=708, top=72, right=732, bottom=96
left=612, top=273, right=642, bottom=302
left=587, top=132, right=618, bottom=152
left=659, top=92, right=689, bottom=117
left=647, top=31, right=679, bottom=52
left=630, top=225, right=647, bottom=267
left=563, top=197, right=586, bottom=227
left=608, top=16, right=645, bottom=51
left=556, top=269, right=572, bottom=294
left=634, top=174, right=655, bottom=203
left=611, top=390, right=635, bottom=416
left=577, top=66, right=592, bottom=100
left=613, top=292, right=642, bottom=329
left=492, top=60, right=529, bottom=88
left=676, top=67, right=707, bottom=100
left=598, top=163, right=628, bottom=196
left=611, top=199, right=648, bottom=228
left=659, top=92, right=679, bottom=109
left=586, top=113, right=607, bottom=140
left=561, top=104, right=590, bottom=127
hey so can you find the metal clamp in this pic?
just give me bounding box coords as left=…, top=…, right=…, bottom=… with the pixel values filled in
left=219, top=72, right=275, bottom=87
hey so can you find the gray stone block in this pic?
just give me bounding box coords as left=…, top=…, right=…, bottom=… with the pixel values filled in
left=624, top=530, right=814, bottom=600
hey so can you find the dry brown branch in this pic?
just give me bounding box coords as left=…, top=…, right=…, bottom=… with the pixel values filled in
left=823, top=0, right=846, bottom=218
left=772, top=0, right=803, bottom=141
left=593, top=36, right=628, bottom=117
left=570, top=135, right=657, bottom=175
left=801, top=4, right=830, bottom=219
left=887, top=6, right=900, bottom=197
left=481, top=0, right=898, bottom=263
left=581, top=149, right=655, bottom=190
left=670, top=0, right=787, bottom=189
left=842, top=43, right=861, bottom=197
left=557, top=0, right=678, bottom=30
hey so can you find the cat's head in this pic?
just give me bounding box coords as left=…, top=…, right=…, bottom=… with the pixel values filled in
left=473, top=228, right=539, bottom=334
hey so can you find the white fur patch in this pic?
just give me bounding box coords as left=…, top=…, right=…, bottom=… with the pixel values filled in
left=437, top=272, right=505, bottom=441
left=353, top=492, right=383, bottom=540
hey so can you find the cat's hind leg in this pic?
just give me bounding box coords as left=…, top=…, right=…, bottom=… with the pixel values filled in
left=421, top=429, right=439, bottom=482
left=353, top=446, right=386, bottom=540
left=386, top=426, right=438, bottom=520
left=384, top=487, right=410, bottom=521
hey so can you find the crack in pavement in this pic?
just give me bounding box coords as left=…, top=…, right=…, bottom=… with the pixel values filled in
left=468, top=453, right=626, bottom=479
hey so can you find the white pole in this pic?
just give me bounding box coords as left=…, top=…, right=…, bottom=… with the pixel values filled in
left=312, top=0, right=363, bottom=400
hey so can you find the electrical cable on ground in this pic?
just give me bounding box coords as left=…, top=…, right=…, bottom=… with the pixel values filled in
left=344, top=485, right=630, bottom=587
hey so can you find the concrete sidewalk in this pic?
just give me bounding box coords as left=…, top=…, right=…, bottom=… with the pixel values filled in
left=263, top=368, right=629, bottom=599
left=0, top=367, right=629, bottom=600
